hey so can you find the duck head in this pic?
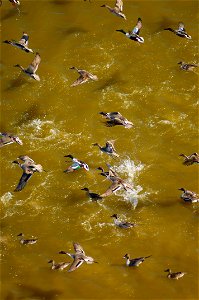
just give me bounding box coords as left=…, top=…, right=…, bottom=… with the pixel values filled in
left=81, top=188, right=89, bottom=191
left=178, top=188, right=186, bottom=192
left=123, top=254, right=129, bottom=259
left=110, top=214, right=118, bottom=219
left=64, top=154, right=74, bottom=159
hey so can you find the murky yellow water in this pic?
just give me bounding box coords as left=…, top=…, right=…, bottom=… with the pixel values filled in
left=0, top=0, right=198, bottom=299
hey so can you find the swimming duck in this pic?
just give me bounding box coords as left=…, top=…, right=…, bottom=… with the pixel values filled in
left=14, top=52, right=41, bottom=81
left=9, top=0, right=20, bottom=6
left=116, top=18, right=144, bottom=43
left=59, top=242, right=98, bottom=272
left=13, top=156, right=44, bottom=192
left=111, top=214, right=137, bottom=228
left=179, top=153, right=199, bottom=165
left=17, top=233, right=37, bottom=245
left=123, top=253, right=151, bottom=267
left=81, top=187, right=103, bottom=201
left=99, top=112, right=133, bottom=128
left=0, top=132, right=23, bottom=147
left=64, top=154, right=89, bottom=172
left=93, top=141, right=119, bottom=157
left=48, top=260, right=70, bottom=271
left=3, top=32, right=34, bottom=53
left=101, top=0, right=126, bottom=20
left=164, top=269, right=186, bottom=279
left=178, top=61, right=198, bottom=71
left=178, top=188, right=199, bottom=203
left=164, top=22, right=191, bottom=39
left=70, top=66, right=98, bottom=87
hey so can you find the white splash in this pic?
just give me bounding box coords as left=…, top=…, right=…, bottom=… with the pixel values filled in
left=1, top=192, right=13, bottom=205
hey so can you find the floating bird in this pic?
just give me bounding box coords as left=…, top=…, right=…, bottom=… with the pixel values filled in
left=48, top=260, right=70, bottom=271
left=3, top=32, right=34, bottom=53
left=9, top=0, right=20, bottom=6
left=13, top=156, right=44, bottom=192
left=70, top=66, right=98, bottom=87
left=164, top=269, right=186, bottom=279
left=116, top=18, right=144, bottom=43
left=178, top=188, right=199, bottom=203
left=164, top=22, right=191, bottom=39
left=81, top=187, right=103, bottom=201
left=17, top=233, right=37, bottom=245
left=14, top=52, right=41, bottom=81
left=64, top=155, right=89, bottom=172
left=99, top=112, right=133, bottom=128
left=59, top=242, right=98, bottom=272
left=101, top=0, right=126, bottom=20
left=100, top=177, right=133, bottom=197
left=93, top=141, right=119, bottom=157
left=111, top=214, right=137, bottom=228
left=179, top=153, right=199, bottom=165
left=0, top=132, right=23, bottom=148
left=178, top=61, right=198, bottom=71
left=123, top=253, right=151, bottom=267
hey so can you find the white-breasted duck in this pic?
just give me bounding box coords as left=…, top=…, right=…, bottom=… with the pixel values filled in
left=164, top=22, right=191, bottom=39
left=14, top=52, right=41, bottom=81
left=178, top=188, right=199, bottom=203
left=178, top=61, right=198, bottom=71
left=17, top=233, right=37, bottom=245
left=70, top=66, right=98, bottom=87
left=99, top=112, right=133, bottom=128
left=0, top=132, right=23, bottom=147
left=93, top=140, right=119, bottom=157
left=164, top=269, right=186, bottom=279
left=179, top=153, right=199, bottom=165
left=101, top=0, right=126, bottom=20
left=13, top=156, right=44, bottom=192
left=116, top=18, right=144, bottom=43
left=111, top=214, right=137, bottom=228
left=64, top=155, right=89, bottom=172
left=3, top=32, right=34, bottom=53
left=123, top=253, right=151, bottom=267
left=48, top=260, right=70, bottom=271
left=81, top=187, right=103, bottom=201
left=59, top=242, right=98, bottom=272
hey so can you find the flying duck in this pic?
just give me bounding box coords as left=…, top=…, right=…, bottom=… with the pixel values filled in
left=100, top=178, right=133, bottom=197
left=97, top=164, right=118, bottom=181
left=123, top=253, right=151, bottom=267
left=178, top=188, right=199, bottom=203
left=178, top=61, right=198, bottom=71
left=17, top=233, right=37, bottom=245
left=13, top=156, right=44, bottom=192
left=9, top=0, right=20, bottom=6
left=14, top=52, right=41, bottom=81
left=164, top=22, right=191, bottom=39
left=93, top=141, right=119, bottom=157
left=48, top=260, right=70, bottom=271
left=99, top=112, right=133, bottom=128
left=0, top=132, right=23, bottom=147
left=3, top=32, right=34, bottom=53
left=64, top=155, right=89, bottom=172
left=70, top=66, right=98, bottom=87
left=116, top=18, right=144, bottom=43
left=101, top=0, right=126, bottom=20
left=81, top=187, right=103, bottom=201
left=59, top=242, right=98, bottom=272
left=111, top=214, right=137, bottom=228
left=179, top=153, right=199, bottom=165
left=164, top=269, right=186, bottom=279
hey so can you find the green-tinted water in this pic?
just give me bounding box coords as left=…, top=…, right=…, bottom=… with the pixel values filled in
left=0, top=1, right=198, bottom=299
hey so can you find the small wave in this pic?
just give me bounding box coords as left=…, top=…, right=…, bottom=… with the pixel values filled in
left=1, top=192, right=13, bottom=205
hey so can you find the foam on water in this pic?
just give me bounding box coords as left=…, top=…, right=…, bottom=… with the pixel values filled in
left=1, top=192, right=13, bottom=205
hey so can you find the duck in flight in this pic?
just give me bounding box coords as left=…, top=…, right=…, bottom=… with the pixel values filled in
left=111, top=214, right=137, bottom=228
left=101, top=0, right=126, bottom=20
left=178, top=188, right=199, bottom=203
left=64, top=155, right=89, bottom=172
left=17, top=233, right=37, bottom=245
left=0, top=132, right=23, bottom=148
left=164, top=22, right=191, bottom=39
left=178, top=61, right=198, bottom=71
left=14, top=52, right=41, bottom=81
left=116, top=18, right=144, bottom=43
left=99, top=112, right=133, bottom=128
left=179, top=153, right=199, bottom=165
left=3, top=32, right=34, bottom=53
left=70, top=66, right=98, bottom=87
left=164, top=269, right=186, bottom=279
left=59, top=242, right=98, bottom=272
left=13, top=156, right=44, bottom=191
left=123, top=253, right=151, bottom=267
left=93, top=140, right=119, bottom=157
left=9, top=0, right=20, bottom=6
left=100, top=177, right=133, bottom=197
left=48, top=260, right=70, bottom=271
left=97, top=164, right=118, bottom=182
left=81, top=187, right=103, bottom=201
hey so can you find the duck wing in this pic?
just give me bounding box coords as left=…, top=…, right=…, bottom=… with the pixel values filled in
left=0, top=133, right=12, bottom=147
left=14, top=172, right=33, bottom=191
left=18, top=33, right=29, bottom=46
left=178, top=22, right=185, bottom=32
left=26, top=53, right=41, bottom=74
left=132, top=18, right=142, bottom=35
left=101, top=181, right=122, bottom=197
left=18, top=156, right=35, bottom=164
left=71, top=74, right=89, bottom=87
left=115, top=0, right=123, bottom=11
left=73, top=243, right=85, bottom=255
left=68, top=257, right=84, bottom=272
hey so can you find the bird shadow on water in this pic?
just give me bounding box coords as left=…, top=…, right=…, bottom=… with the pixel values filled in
left=5, top=284, right=62, bottom=300
left=51, top=0, right=73, bottom=5
left=4, top=76, right=30, bottom=92
left=94, top=70, right=127, bottom=91
left=58, top=26, right=88, bottom=36
left=15, top=103, right=47, bottom=127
